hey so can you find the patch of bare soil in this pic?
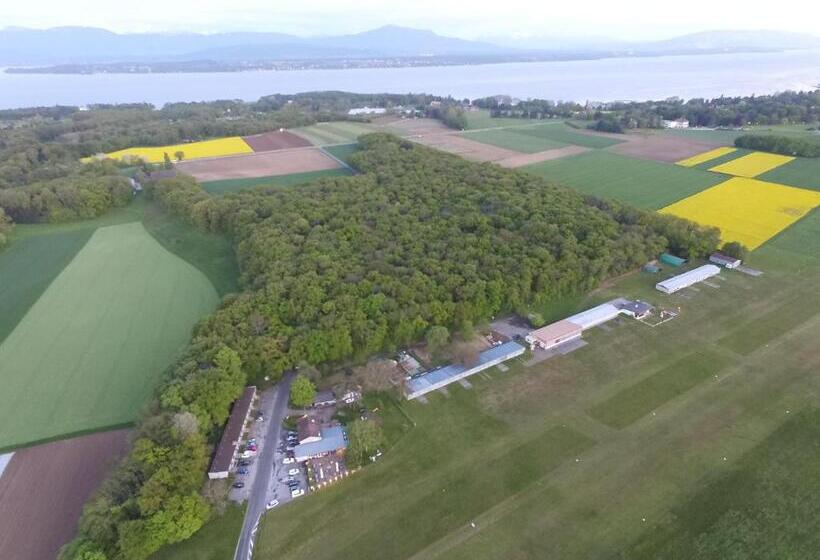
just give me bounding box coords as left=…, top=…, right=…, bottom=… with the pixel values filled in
left=0, top=430, right=131, bottom=560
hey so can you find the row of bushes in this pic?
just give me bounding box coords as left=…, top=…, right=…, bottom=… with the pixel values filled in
left=734, top=134, right=820, bottom=157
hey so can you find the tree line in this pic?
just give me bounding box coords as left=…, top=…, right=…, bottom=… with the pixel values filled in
left=481, top=90, right=820, bottom=130
left=735, top=134, right=820, bottom=157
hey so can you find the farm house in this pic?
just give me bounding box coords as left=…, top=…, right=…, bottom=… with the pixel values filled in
left=655, top=265, right=721, bottom=294
left=709, top=252, right=742, bottom=268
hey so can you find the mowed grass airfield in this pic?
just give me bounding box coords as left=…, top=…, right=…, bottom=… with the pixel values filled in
left=255, top=207, right=820, bottom=560
left=0, top=204, right=227, bottom=451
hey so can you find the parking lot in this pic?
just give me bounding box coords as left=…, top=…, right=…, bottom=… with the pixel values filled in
left=228, top=387, right=308, bottom=508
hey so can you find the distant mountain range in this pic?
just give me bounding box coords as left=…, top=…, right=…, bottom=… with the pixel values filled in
left=1, top=25, right=819, bottom=71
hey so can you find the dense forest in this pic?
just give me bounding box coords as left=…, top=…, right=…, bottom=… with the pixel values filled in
left=735, top=133, right=820, bottom=157
left=482, top=90, right=820, bottom=129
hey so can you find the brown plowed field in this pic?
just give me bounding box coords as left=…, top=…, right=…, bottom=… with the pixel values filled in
left=609, top=133, right=722, bottom=162
left=496, top=145, right=591, bottom=168
left=176, top=147, right=342, bottom=182
left=0, top=430, right=130, bottom=560
left=242, top=130, right=311, bottom=152
left=412, top=134, right=520, bottom=162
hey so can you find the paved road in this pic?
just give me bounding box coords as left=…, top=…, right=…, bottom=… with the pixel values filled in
left=235, top=373, right=294, bottom=560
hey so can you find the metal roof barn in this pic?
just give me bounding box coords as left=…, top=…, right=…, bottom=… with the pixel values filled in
left=405, top=341, right=525, bottom=400
left=565, top=303, right=622, bottom=330
left=656, top=265, right=721, bottom=294
left=294, top=426, right=348, bottom=462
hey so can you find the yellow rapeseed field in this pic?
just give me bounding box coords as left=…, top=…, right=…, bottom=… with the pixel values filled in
left=89, top=136, right=254, bottom=164
left=676, top=146, right=737, bottom=167
left=660, top=177, right=820, bottom=250
left=708, top=151, right=794, bottom=177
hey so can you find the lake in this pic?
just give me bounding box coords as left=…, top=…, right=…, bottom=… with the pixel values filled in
left=1, top=49, right=818, bottom=109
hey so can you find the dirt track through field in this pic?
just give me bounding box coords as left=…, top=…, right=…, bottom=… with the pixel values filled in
left=176, top=147, right=342, bottom=181
left=242, top=130, right=311, bottom=152
left=0, top=430, right=130, bottom=560
left=496, top=145, right=590, bottom=168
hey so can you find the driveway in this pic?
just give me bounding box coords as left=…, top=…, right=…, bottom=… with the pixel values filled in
left=234, top=372, right=294, bottom=560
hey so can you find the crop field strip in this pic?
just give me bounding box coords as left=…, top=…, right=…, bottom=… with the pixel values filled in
left=522, top=151, right=725, bottom=209
left=96, top=136, right=254, bottom=163
left=708, top=151, right=795, bottom=177
left=0, top=229, right=92, bottom=345
left=0, top=222, right=219, bottom=450
left=462, top=128, right=568, bottom=153
left=659, top=177, right=820, bottom=249
left=688, top=147, right=752, bottom=170
left=292, top=122, right=378, bottom=146
left=676, top=146, right=737, bottom=167
left=513, top=123, right=624, bottom=149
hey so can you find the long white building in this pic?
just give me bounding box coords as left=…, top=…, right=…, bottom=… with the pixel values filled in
left=655, top=264, right=720, bottom=294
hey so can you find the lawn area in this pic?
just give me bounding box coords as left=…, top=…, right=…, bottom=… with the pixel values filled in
left=619, top=407, right=820, bottom=559
left=523, top=151, right=725, bottom=209
left=588, top=351, right=733, bottom=429
left=201, top=168, right=352, bottom=195
left=758, top=156, right=820, bottom=191
left=151, top=505, right=246, bottom=560
left=0, top=221, right=220, bottom=450
left=254, top=223, right=819, bottom=560
left=516, top=123, right=624, bottom=149
left=292, top=122, right=377, bottom=146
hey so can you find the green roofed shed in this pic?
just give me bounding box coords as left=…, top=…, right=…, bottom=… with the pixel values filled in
left=660, top=253, right=686, bottom=267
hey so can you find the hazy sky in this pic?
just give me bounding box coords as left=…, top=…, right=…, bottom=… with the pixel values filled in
left=3, top=0, right=820, bottom=40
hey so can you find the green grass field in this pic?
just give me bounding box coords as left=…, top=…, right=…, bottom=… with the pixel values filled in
left=253, top=204, right=819, bottom=559
left=0, top=220, right=220, bottom=450
left=292, top=122, right=378, bottom=146
left=323, top=142, right=360, bottom=165
left=516, top=123, right=624, bottom=149
left=758, top=157, right=820, bottom=191
left=463, top=128, right=567, bottom=153
left=523, top=151, right=725, bottom=209
left=0, top=229, right=92, bottom=345
left=463, top=110, right=535, bottom=130
left=201, top=168, right=352, bottom=195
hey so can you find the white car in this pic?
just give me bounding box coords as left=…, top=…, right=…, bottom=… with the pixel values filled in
left=291, top=488, right=304, bottom=498
left=287, top=466, right=301, bottom=476
left=266, top=499, right=279, bottom=510
left=282, top=457, right=295, bottom=465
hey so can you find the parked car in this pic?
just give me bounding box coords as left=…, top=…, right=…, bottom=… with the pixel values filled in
left=238, top=459, right=252, bottom=466
left=282, top=457, right=295, bottom=465
left=247, top=445, right=258, bottom=452
left=237, top=468, right=249, bottom=475
left=286, top=480, right=299, bottom=487
left=287, top=466, right=301, bottom=476
left=232, top=482, right=245, bottom=489
left=291, top=488, right=305, bottom=498
left=266, top=499, right=279, bottom=510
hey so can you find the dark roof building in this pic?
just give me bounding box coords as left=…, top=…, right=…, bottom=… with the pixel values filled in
left=208, top=386, right=257, bottom=480
left=297, top=416, right=322, bottom=444
left=313, top=389, right=337, bottom=408
left=709, top=252, right=742, bottom=269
